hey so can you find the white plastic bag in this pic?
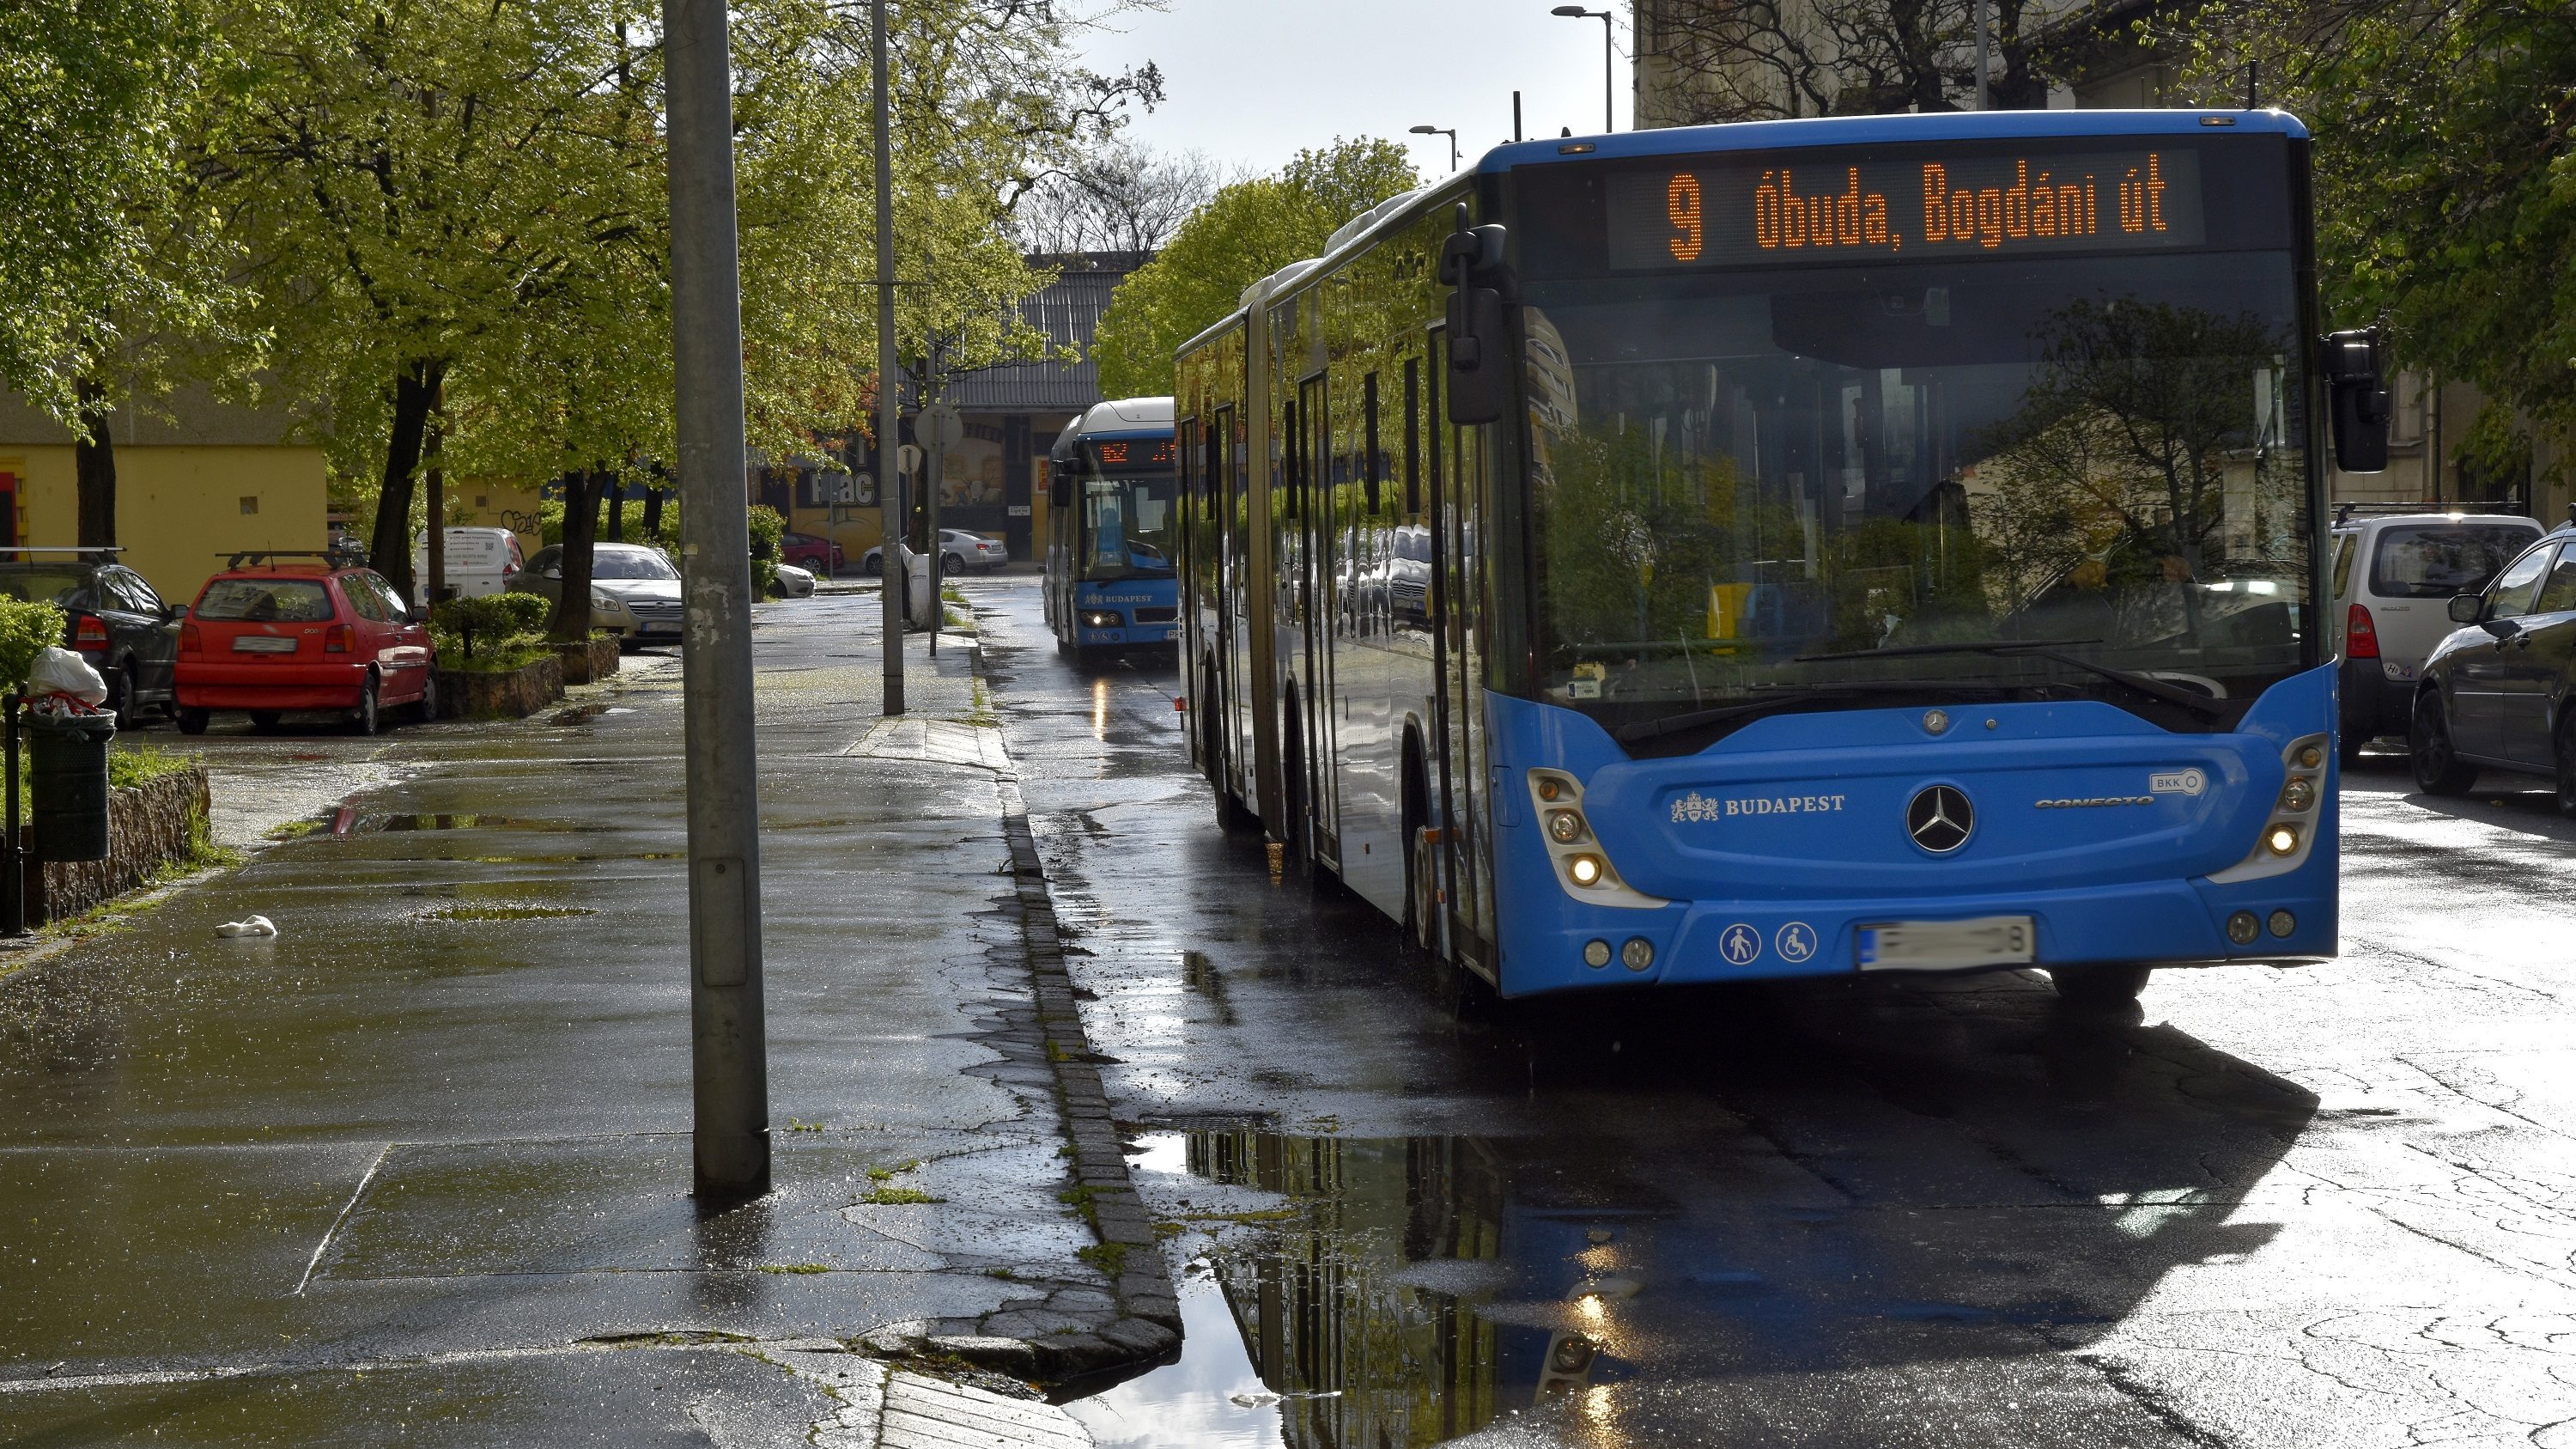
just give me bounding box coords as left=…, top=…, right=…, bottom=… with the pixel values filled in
left=27, top=646, right=106, bottom=705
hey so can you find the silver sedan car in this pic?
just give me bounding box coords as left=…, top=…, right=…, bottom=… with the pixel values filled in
left=512, top=543, right=684, bottom=647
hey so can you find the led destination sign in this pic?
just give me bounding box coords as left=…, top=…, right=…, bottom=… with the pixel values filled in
left=1604, top=149, right=2206, bottom=270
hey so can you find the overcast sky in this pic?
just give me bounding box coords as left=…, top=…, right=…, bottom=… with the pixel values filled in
left=1074, top=0, right=1636, bottom=181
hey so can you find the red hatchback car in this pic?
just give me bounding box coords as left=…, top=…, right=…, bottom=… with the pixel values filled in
left=174, top=560, right=436, bottom=734
left=780, top=530, right=844, bottom=575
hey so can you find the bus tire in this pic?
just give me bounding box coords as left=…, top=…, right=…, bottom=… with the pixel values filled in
left=2050, top=964, right=2151, bottom=1008
left=1400, top=737, right=1435, bottom=957
left=1281, top=706, right=1316, bottom=888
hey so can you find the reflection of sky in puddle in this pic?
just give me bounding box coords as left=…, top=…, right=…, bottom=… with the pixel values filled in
left=1062, top=1273, right=1287, bottom=1449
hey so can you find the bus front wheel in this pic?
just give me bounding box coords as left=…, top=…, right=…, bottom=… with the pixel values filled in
left=2050, top=964, right=2151, bottom=1008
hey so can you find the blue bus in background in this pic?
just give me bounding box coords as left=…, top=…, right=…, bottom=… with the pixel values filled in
left=1046, top=397, right=1182, bottom=667
left=1175, top=110, right=2391, bottom=1007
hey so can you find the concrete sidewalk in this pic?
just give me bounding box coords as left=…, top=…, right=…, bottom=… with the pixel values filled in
left=0, top=595, right=1167, bottom=1446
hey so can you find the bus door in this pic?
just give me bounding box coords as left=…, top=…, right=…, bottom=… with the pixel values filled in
left=1299, top=372, right=1340, bottom=865
left=1224, top=406, right=1256, bottom=806
left=1431, top=332, right=1492, bottom=972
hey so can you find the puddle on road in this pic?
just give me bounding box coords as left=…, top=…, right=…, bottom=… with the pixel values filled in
left=357, top=813, right=597, bottom=834
left=1066, top=1129, right=1639, bottom=1447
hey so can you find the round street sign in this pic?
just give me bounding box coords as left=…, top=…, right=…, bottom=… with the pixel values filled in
left=921, top=403, right=964, bottom=451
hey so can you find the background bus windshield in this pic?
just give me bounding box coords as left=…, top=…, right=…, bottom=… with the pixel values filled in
left=1078, top=444, right=1177, bottom=581
left=1517, top=244, right=2312, bottom=736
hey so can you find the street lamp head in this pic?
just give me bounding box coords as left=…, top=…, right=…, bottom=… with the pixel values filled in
left=1550, top=4, right=1588, bottom=13
left=1409, top=125, right=1440, bottom=135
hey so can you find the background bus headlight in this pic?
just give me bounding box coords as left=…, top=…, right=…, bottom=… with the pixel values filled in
left=1079, top=610, right=1120, bottom=628
left=1568, top=854, right=1605, bottom=886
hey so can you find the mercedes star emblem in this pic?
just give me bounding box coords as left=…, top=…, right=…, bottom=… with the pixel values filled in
left=1906, top=784, right=1974, bottom=854
left=1923, top=709, right=1950, bottom=735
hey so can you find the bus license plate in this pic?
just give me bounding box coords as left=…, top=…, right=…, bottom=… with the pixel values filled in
left=1857, top=916, right=2035, bottom=971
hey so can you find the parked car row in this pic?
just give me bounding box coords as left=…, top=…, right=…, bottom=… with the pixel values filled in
left=861, top=529, right=1009, bottom=576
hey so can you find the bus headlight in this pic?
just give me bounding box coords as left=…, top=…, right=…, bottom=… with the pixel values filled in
left=1079, top=610, right=1120, bottom=628
left=1523, top=770, right=1667, bottom=910
left=2208, top=733, right=2327, bottom=887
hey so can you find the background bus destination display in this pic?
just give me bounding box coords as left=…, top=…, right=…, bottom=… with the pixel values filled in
left=1605, top=148, right=2206, bottom=270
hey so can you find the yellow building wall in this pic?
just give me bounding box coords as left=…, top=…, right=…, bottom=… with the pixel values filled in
left=0, top=444, right=328, bottom=606
left=445, top=478, right=551, bottom=560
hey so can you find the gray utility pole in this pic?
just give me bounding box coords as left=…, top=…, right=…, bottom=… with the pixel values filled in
left=1975, top=0, right=1992, bottom=110
left=873, top=0, right=905, bottom=715
left=663, top=0, right=769, bottom=1202
left=921, top=401, right=963, bottom=657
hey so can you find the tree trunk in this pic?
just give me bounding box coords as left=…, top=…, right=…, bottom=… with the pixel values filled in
left=599, top=476, right=623, bottom=542
left=641, top=485, right=665, bottom=541
left=74, top=374, right=116, bottom=549
left=369, top=358, right=444, bottom=601
left=551, top=468, right=601, bottom=643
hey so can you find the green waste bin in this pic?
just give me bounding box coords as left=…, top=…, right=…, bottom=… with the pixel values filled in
left=27, top=711, right=115, bottom=863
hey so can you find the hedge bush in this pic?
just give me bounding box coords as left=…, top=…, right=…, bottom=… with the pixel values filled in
left=0, top=600, right=67, bottom=691
left=430, top=592, right=554, bottom=671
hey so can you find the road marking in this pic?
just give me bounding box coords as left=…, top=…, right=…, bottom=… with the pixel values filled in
left=295, top=1142, right=392, bottom=1295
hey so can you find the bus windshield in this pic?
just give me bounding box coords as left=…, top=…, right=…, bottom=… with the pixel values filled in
left=1078, top=443, right=1178, bottom=581
left=1518, top=247, right=2312, bottom=737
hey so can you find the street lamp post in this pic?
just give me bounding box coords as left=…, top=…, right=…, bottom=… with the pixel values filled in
left=1551, top=6, right=1615, bottom=134
left=1408, top=124, right=1460, bottom=173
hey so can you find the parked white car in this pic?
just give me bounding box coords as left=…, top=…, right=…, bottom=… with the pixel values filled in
left=769, top=561, right=816, bottom=598
left=411, top=527, right=526, bottom=604
left=512, top=542, right=684, bottom=647
left=862, top=529, right=1007, bottom=575
left=2330, top=508, right=2545, bottom=764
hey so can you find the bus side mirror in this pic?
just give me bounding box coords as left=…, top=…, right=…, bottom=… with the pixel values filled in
left=2323, top=326, right=2391, bottom=474
left=1442, top=216, right=1512, bottom=426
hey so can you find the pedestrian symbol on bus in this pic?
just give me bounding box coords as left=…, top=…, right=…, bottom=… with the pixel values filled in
left=1775, top=921, right=1818, bottom=964
left=1719, top=923, right=1761, bottom=966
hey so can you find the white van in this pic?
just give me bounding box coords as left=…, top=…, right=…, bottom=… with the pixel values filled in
left=2330, top=508, right=2544, bottom=763
left=412, top=527, right=526, bottom=604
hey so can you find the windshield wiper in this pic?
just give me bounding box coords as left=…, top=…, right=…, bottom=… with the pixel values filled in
left=1610, top=681, right=1990, bottom=744
left=1793, top=639, right=2227, bottom=722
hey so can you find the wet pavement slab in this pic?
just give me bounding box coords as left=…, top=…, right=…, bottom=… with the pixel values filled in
left=0, top=595, right=1127, bottom=1443
left=955, top=573, right=2576, bottom=1448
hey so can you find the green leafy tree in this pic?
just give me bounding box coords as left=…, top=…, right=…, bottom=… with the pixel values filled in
left=2, top=0, right=245, bottom=545
left=1091, top=139, right=1422, bottom=399
left=2159, top=0, right=2576, bottom=482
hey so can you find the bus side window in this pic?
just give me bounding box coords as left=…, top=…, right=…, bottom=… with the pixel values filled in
left=1363, top=372, right=1382, bottom=514
left=1403, top=359, right=1421, bottom=518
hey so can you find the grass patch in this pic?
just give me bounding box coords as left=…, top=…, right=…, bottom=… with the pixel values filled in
left=857, top=1186, right=942, bottom=1206
left=266, top=817, right=325, bottom=841
left=757, top=1263, right=831, bottom=1275
left=865, top=1159, right=920, bottom=1183
left=982, top=1266, right=1017, bottom=1280
left=1076, top=1243, right=1128, bottom=1277
left=108, top=743, right=196, bottom=790
left=785, top=1118, right=824, bottom=1133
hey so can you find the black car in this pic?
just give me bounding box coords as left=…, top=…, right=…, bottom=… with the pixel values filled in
left=2410, top=521, right=2576, bottom=811
left=0, top=549, right=181, bottom=727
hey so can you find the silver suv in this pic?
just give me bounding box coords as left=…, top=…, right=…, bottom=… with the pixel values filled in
left=2330, top=508, right=2543, bottom=764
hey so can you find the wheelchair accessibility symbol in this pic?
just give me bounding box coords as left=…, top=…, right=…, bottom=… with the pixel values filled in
left=1774, top=921, right=1819, bottom=964
left=1718, top=922, right=1762, bottom=967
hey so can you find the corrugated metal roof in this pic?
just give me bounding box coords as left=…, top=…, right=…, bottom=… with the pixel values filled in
left=945, top=251, right=1153, bottom=413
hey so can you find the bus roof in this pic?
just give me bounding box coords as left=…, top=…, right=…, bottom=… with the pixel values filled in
left=1473, top=107, right=2310, bottom=175
left=1050, top=397, right=1174, bottom=463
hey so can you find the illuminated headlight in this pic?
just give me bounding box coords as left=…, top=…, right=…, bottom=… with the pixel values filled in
left=1568, top=854, right=1605, bottom=887
left=1079, top=611, right=1120, bottom=628
left=2265, top=824, right=2300, bottom=856
left=2280, top=778, right=2316, bottom=812
left=1546, top=809, right=1587, bottom=844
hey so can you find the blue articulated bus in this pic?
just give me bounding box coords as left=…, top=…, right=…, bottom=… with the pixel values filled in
left=1045, top=397, right=1182, bottom=666
left=1174, top=110, right=2392, bottom=1004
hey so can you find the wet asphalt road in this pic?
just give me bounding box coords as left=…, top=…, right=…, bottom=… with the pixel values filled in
left=962, top=573, right=2576, bottom=1449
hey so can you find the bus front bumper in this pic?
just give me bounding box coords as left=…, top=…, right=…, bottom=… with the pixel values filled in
left=1494, top=869, right=2335, bottom=996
